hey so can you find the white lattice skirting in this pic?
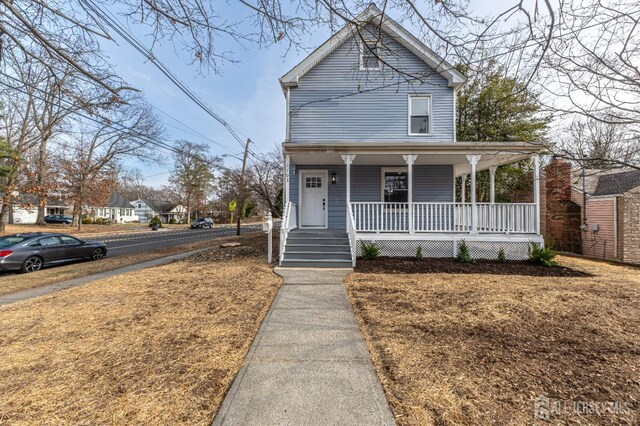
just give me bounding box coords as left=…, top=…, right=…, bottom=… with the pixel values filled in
left=357, top=236, right=543, bottom=260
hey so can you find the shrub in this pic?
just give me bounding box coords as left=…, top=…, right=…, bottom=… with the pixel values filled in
left=169, top=218, right=177, bottom=224
left=149, top=216, right=163, bottom=228
left=94, top=217, right=106, bottom=225
left=528, top=243, right=558, bottom=267
left=416, top=244, right=423, bottom=260
left=456, top=240, right=473, bottom=263
left=82, top=217, right=93, bottom=225
left=360, top=241, right=380, bottom=260
left=497, top=247, right=507, bottom=263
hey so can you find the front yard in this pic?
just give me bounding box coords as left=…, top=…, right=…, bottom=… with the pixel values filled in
left=345, top=255, right=639, bottom=425
left=0, top=233, right=281, bottom=424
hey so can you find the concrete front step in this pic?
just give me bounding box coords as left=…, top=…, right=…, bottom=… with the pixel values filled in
left=286, top=237, right=350, bottom=245
left=289, top=230, right=348, bottom=238
left=285, top=244, right=351, bottom=253
left=282, top=229, right=353, bottom=268
left=280, top=259, right=353, bottom=268
left=284, top=252, right=352, bottom=260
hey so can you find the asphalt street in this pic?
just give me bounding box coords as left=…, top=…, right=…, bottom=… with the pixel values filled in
left=94, top=225, right=264, bottom=257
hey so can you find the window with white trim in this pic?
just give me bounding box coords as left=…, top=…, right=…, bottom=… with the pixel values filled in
left=409, top=95, right=431, bottom=134
left=360, top=40, right=380, bottom=70
left=382, top=169, right=408, bottom=203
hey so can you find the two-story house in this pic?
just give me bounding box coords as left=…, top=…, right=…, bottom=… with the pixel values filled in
left=278, top=4, right=545, bottom=267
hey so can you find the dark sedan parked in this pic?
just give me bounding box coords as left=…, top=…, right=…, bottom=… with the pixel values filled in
left=0, top=233, right=107, bottom=273
left=44, top=215, right=73, bottom=224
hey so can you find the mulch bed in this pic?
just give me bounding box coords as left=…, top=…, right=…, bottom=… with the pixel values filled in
left=356, top=256, right=592, bottom=277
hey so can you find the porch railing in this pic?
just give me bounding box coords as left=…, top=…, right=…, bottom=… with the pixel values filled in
left=350, top=202, right=537, bottom=234
left=279, top=201, right=297, bottom=265
left=351, top=202, right=408, bottom=232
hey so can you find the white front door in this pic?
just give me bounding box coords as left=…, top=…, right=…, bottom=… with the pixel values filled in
left=301, top=171, right=327, bottom=227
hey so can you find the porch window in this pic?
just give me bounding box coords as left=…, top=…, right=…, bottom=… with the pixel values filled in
left=409, top=95, right=431, bottom=134
left=383, top=169, right=408, bottom=203
left=360, top=40, right=380, bottom=70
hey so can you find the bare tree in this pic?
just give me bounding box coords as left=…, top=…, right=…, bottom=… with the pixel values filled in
left=559, top=116, right=640, bottom=169
left=169, top=140, right=220, bottom=222
left=55, top=101, right=164, bottom=230
left=0, top=80, right=40, bottom=231
left=249, top=147, right=283, bottom=216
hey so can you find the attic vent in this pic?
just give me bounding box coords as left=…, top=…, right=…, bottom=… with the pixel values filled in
left=360, top=40, right=380, bottom=70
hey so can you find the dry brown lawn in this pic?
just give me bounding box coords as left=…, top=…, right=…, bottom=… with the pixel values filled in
left=0, top=236, right=240, bottom=296
left=345, top=255, right=640, bottom=425
left=0, top=233, right=281, bottom=424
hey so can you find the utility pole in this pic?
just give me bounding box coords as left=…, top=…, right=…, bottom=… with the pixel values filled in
left=237, top=138, right=251, bottom=236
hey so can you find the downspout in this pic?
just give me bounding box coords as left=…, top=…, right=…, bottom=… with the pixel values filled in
left=613, top=196, right=618, bottom=259
left=582, top=165, right=587, bottom=226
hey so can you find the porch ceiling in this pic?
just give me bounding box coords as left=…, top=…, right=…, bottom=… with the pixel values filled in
left=284, top=141, right=546, bottom=175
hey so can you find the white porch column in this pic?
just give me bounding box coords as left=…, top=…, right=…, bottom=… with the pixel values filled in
left=489, top=166, right=497, bottom=204
left=403, top=155, right=418, bottom=234
left=461, top=174, right=467, bottom=203
left=533, top=154, right=541, bottom=234
left=466, top=154, right=481, bottom=233
left=341, top=154, right=356, bottom=224
left=284, top=154, right=290, bottom=205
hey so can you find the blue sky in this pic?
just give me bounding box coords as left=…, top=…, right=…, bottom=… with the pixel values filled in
left=102, top=11, right=331, bottom=187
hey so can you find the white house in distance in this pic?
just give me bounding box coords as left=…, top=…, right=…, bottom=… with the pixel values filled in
left=6, top=194, right=72, bottom=224
left=89, top=193, right=138, bottom=223
left=131, top=198, right=186, bottom=223
left=278, top=4, right=545, bottom=267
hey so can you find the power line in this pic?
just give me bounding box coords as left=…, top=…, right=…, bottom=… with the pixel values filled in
left=1, top=75, right=261, bottom=189
left=0, top=74, right=208, bottom=164
left=78, top=0, right=261, bottom=160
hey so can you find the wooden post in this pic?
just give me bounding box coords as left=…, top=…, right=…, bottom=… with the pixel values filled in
left=284, top=154, right=290, bottom=206
left=533, top=154, right=540, bottom=234
left=466, top=154, right=481, bottom=233
left=403, top=155, right=417, bottom=234
left=341, top=154, right=356, bottom=226
left=489, top=166, right=497, bottom=204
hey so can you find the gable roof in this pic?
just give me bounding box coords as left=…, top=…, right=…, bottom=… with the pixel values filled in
left=141, top=199, right=177, bottom=214
left=106, top=192, right=135, bottom=209
left=280, top=3, right=466, bottom=91
left=593, top=169, right=640, bottom=196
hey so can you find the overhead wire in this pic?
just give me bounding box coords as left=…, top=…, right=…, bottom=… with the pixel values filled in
left=77, top=0, right=261, bottom=160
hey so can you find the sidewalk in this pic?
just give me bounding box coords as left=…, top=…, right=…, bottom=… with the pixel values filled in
left=212, top=268, right=395, bottom=426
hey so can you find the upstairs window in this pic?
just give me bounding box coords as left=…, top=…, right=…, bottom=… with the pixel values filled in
left=409, top=95, right=432, bottom=135
left=360, top=40, right=380, bottom=70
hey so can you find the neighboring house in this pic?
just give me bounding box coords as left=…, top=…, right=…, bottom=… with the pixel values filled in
left=278, top=4, right=545, bottom=267
left=545, top=158, right=640, bottom=263
left=3, top=194, right=72, bottom=224
left=131, top=199, right=185, bottom=223
left=88, top=193, right=139, bottom=223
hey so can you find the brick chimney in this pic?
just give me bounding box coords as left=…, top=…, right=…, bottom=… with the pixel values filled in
left=544, top=157, right=582, bottom=252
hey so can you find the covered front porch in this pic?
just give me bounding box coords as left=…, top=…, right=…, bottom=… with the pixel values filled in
left=280, top=142, right=545, bottom=264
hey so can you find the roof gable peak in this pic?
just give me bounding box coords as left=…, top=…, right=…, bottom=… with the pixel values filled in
left=280, top=4, right=465, bottom=90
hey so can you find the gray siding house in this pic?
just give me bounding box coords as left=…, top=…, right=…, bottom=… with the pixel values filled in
left=279, top=5, right=545, bottom=267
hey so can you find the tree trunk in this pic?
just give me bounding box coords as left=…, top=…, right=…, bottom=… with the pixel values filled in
left=35, top=135, right=49, bottom=226
left=0, top=195, right=11, bottom=233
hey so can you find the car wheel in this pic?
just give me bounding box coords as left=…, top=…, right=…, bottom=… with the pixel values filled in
left=14, top=218, right=22, bottom=224
left=91, top=248, right=106, bottom=260
left=21, top=256, right=43, bottom=273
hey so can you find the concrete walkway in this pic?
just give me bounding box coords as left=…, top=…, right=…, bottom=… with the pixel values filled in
left=212, top=267, right=395, bottom=426
left=0, top=248, right=205, bottom=306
